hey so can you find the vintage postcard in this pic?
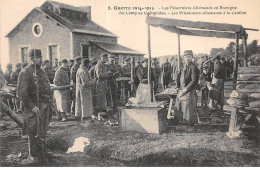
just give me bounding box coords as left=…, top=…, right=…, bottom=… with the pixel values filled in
left=0, top=0, right=260, bottom=167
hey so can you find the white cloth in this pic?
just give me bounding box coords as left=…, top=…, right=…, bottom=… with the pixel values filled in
left=136, top=83, right=155, bottom=104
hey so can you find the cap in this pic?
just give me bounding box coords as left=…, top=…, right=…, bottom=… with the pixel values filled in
left=6, top=63, right=12, bottom=68
left=212, top=54, right=220, bottom=61
left=69, top=59, right=74, bottom=62
left=43, top=60, right=50, bottom=64
left=74, top=56, right=82, bottom=60
left=183, top=50, right=193, bottom=57
left=61, top=59, right=68, bottom=63
left=124, top=57, right=131, bottom=61
left=142, top=58, right=148, bottom=63
left=16, top=63, right=21, bottom=67
left=100, top=53, right=109, bottom=58
left=29, top=49, right=42, bottom=58
left=109, top=55, right=116, bottom=60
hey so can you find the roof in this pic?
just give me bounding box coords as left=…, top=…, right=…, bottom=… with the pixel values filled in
left=47, top=1, right=90, bottom=13
left=6, top=1, right=117, bottom=38
left=90, top=41, right=144, bottom=55
left=146, top=16, right=251, bottom=39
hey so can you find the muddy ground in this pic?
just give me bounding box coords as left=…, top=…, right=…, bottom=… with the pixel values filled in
left=0, top=81, right=260, bottom=167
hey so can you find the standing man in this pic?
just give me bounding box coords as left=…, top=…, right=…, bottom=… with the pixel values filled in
left=174, top=50, right=200, bottom=125
left=17, top=49, right=52, bottom=164
left=70, top=56, right=81, bottom=116
left=152, top=59, right=161, bottom=94
left=95, top=54, right=112, bottom=112
left=53, top=59, right=70, bottom=122
left=75, top=58, right=95, bottom=121
left=10, top=63, right=22, bottom=84
left=162, top=59, right=172, bottom=89
left=4, top=63, right=12, bottom=84
left=42, top=60, right=53, bottom=83
left=107, top=56, right=121, bottom=111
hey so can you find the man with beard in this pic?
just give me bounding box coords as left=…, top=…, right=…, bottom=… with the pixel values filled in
left=17, top=49, right=53, bottom=164
left=174, top=50, right=200, bottom=125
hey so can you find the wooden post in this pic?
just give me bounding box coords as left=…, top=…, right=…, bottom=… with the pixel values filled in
left=242, top=34, right=248, bottom=67
left=147, top=24, right=153, bottom=102
left=177, top=32, right=181, bottom=72
left=233, top=33, right=239, bottom=90
left=130, top=56, right=135, bottom=96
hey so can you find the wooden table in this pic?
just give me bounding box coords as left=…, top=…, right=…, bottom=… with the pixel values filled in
left=229, top=107, right=260, bottom=133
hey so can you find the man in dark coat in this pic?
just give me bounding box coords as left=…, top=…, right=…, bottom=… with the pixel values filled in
left=69, top=56, right=81, bottom=116
left=10, top=63, right=22, bottom=84
left=175, top=50, right=200, bottom=125
left=162, top=59, right=172, bottom=89
left=17, top=49, right=52, bottom=164
left=42, top=60, right=53, bottom=83
left=4, top=63, right=12, bottom=84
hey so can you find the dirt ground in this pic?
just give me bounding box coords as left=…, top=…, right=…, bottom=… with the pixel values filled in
left=0, top=81, right=260, bottom=167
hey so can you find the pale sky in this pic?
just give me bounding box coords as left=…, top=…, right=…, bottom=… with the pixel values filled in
left=1, top=0, right=260, bottom=70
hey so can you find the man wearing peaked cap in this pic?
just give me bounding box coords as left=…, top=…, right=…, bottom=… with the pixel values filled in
left=174, top=50, right=200, bottom=125
left=17, top=49, right=53, bottom=164
left=141, top=58, right=148, bottom=63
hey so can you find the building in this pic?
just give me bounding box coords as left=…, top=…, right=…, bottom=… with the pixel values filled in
left=6, top=0, right=144, bottom=65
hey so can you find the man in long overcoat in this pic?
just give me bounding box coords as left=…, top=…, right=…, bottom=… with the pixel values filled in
left=17, top=49, right=52, bottom=164
left=75, top=58, right=95, bottom=121
left=53, top=59, right=70, bottom=121
left=95, top=54, right=112, bottom=112
left=175, top=50, right=200, bottom=125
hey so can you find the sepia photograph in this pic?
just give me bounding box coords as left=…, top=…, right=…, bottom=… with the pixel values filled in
left=0, top=0, right=260, bottom=167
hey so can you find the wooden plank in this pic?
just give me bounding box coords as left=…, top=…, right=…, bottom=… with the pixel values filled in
left=167, top=98, right=174, bottom=119
left=237, top=74, right=260, bottom=81
left=237, top=66, right=260, bottom=74
left=177, top=32, right=181, bottom=72
left=160, top=25, right=242, bottom=39
left=146, top=16, right=243, bottom=33
left=229, top=108, right=238, bottom=132
left=233, top=33, right=239, bottom=90
left=130, top=56, right=135, bottom=96
left=242, top=35, right=248, bottom=67
left=233, top=114, right=252, bottom=131
left=147, top=24, right=153, bottom=102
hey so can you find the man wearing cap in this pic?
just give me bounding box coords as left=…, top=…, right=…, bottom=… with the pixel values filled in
left=70, top=56, right=81, bottom=116
left=199, top=60, right=212, bottom=109
left=75, top=58, right=95, bottom=121
left=4, top=63, right=12, bottom=84
left=17, top=49, right=53, bottom=164
left=122, top=57, right=131, bottom=77
left=10, top=63, right=22, bottom=84
left=162, top=58, right=172, bottom=89
left=175, top=50, right=200, bottom=125
left=208, top=54, right=225, bottom=110
left=152, top=58, right=161, bottom=93
left=42, top=60, right=53, bottom=83
left=136, top=58, right=155, bottom=103
left=107, top=55, right=122, bottom=111
left=53, top=59, right=71, bottom=122
left=95, top=54, right=112, bottom=111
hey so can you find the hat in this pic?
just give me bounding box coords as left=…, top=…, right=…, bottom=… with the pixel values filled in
left=183, top=50, right=193, bottom=57
left=100, top=53, right=109, bottom=58
left=142, top=58, right=148, bottom=63
left=109, top=55, right=116, bottom=60
left=124, top=57, right=131, bottom=62
left=74, top=56, right=82, bottom=60
left=16, top=63, right=21, bottom=67
left=61, top=59, right=68, bottom=63
left=212, top=54, right=220, bottom=61
left=69, top=59, right=74, bottom=62
left=43, top=60, right=50, bottom=64
left=29, top=49, right=42, bottom=58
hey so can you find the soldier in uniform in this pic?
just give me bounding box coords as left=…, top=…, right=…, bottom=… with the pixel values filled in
left=10, top=63, right=22, bottom=84
left=107, top=55, right=121, bottom=111
left=95, top=54, right=112, bottom=112
left=42, top=60, right=53, bottom=83
left=70, top=56, right=81, bottom=116
left=174, top=50, right=200, bottom=125
left=121, top=57, right=131, bottom=77
left=4, top=63, right=12, bottom=84
left=152, top=58, right=161, bottom=93
left=53, top=59, right=70, bottom=122
left=17, top=49, right=52, bottom=164
left=162, top=59, right=172, bottom=89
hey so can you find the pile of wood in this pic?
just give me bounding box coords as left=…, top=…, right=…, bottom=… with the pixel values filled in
left=227, top=66, right=260, bottom=112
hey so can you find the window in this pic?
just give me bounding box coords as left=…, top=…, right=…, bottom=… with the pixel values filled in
left=20, top=47, right=29, bottom=63
left=48, top=45, right=59, bottom=65
left=81, top=44, right=89, bottom=58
